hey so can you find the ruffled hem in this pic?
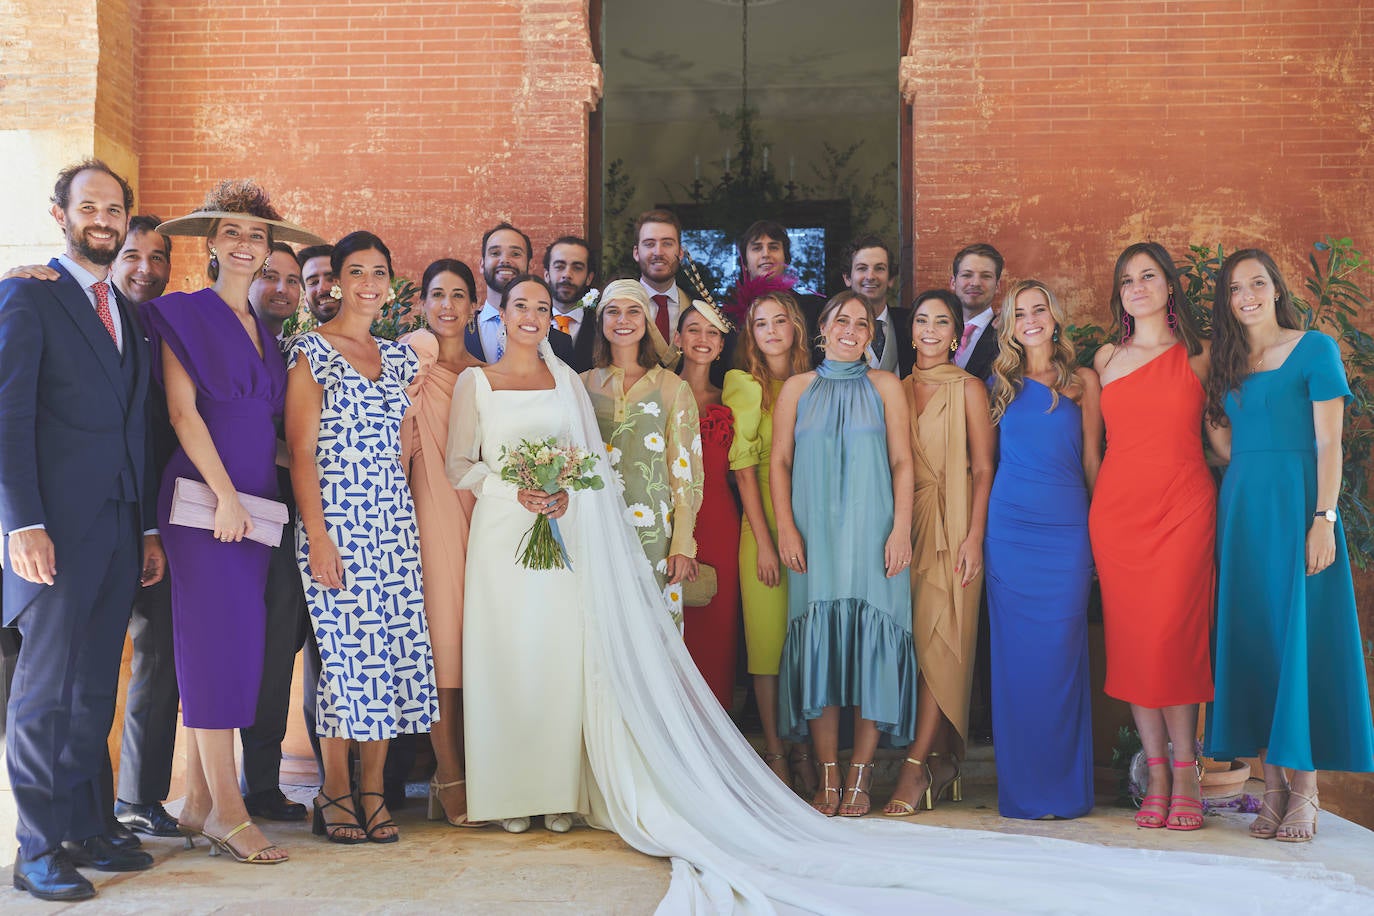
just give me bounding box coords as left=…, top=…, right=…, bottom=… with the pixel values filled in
left=778, top=597, right=919, bottom=744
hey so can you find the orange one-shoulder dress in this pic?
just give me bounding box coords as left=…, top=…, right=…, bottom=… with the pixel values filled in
left=1088, top=343, right=1216, bottom=708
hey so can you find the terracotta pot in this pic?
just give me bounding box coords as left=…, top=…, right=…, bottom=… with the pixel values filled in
left=1200, top=759, right=1250, bottom=800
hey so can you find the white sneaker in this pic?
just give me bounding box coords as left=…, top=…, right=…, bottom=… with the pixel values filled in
left=544, top=812, right=574, bottom=833
left=499, top=817, right=531, bottom=834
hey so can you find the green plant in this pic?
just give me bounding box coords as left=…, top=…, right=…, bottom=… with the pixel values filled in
left=275, top=275, right=422, bottom=342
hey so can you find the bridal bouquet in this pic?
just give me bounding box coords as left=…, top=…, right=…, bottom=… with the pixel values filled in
left=498, top=437, right=604, bottom=570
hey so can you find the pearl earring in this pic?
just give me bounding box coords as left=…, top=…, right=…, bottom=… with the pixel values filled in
left=329, top=284, right=343, bottom=300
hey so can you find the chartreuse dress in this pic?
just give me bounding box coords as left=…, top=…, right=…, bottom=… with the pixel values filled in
left=723, top=370, right=788, bottom=675
left=1206, top=331, right=1374, bottom=772
left=778, top=359, right=918, bottom=743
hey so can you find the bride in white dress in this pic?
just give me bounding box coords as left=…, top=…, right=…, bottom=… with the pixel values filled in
left=451, top=275, right=1372, bottom=914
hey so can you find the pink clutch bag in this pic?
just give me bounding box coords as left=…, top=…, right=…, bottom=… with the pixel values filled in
left=168, top=477, right=289, bottom=548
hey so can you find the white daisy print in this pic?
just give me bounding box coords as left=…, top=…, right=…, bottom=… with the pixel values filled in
left=638, top=400, right=661, bottom=417
left=660, top=501, right=672, bottom=534
left=604, top=442, right=622, bottom=466
left=691, top=434, right=702, bottom=455
left=625, top=503, right=655, bottom=527
left=644, top=432, right=666, bottom=452
left=672, top=448, right=692, bottom=480
left=662, top=582, right=683, bottom=607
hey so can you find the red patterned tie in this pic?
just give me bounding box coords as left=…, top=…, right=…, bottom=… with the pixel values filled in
left=652, top=294, right=671, bottom=340
left=92, top=280, right=118, bottom=346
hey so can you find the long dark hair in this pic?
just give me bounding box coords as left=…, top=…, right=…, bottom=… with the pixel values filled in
left=1107, top=241, right=1206, bottom=356
left=421, top=258, right=477, bottom=301
left=1204, top=249, right=1303, bottom=427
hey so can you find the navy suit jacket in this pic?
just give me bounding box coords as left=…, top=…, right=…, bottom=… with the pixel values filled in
left=464, top=323, right=577, bottom=367
left=0, top=259, right=154, bottom=623
left=963, top=320, right=1000, bottom=381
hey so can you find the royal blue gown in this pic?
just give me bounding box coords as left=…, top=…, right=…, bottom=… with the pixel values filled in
left=1206, top=332, right=1374, bottom=772
left=777, top=360, right=918, bottom=744
left=985, top=380, right=1094, bottom=818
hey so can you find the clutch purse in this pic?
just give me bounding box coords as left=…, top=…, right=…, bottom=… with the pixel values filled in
left=168, top=477, right=289, bottom=548
left=683, top=563, right=718, bottom=607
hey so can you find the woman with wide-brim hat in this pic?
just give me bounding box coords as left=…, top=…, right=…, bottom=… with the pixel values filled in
left=141, top=180, right=322, bottom=864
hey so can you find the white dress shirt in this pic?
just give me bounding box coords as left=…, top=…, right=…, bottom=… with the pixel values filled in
left=639, top=278, right=681, bottom=330
left=867, top=306, right=893, bottom=371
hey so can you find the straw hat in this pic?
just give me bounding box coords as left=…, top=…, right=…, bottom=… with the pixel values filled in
left=156, top=209, right=324, bottom=246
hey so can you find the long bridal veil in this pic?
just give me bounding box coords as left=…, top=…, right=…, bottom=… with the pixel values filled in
left=539, top=340, right=1370, bottom=914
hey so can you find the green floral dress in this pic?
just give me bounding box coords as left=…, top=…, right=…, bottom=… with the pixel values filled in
left=582, top=365, right=704, bottom=628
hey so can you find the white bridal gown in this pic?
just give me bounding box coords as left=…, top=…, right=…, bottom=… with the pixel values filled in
left=457, top=342, right=1373, bottom=915
left=447, top=367, right=587, bottom=822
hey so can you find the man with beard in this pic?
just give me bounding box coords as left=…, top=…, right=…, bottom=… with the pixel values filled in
left=468, top=222, right=574, bottom=364
left=249, top=241, right=305, bottom=340
left=0, top=217, right=179, bottom=845
left=240, top=241, right=318, bottom=821
left=298, top=243, right=338, bottom=324
left=543, top=235, right=597, bottom=372
left=843, top=234, right=912, bottom=377
left=950, top=242, right=1004, bottom=381
left=0, top=161, right=164, bottom=900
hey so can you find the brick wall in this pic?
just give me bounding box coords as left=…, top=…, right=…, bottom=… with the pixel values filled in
left=0, top=0, right=102, bottom=266
left=901, top=0, right=1374, bottom=317
left=135, top=0, right=600, bottom=292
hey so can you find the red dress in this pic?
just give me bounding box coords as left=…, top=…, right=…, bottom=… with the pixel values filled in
left=1089, top=343, right=1216, bottom=708
left=684, top=403, right=741, bottom=708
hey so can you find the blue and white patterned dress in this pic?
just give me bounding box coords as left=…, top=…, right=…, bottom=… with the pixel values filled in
left=288, top=332, right=437, bottom=741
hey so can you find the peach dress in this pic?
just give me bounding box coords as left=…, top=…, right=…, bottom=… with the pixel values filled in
left=400, top=330, right=476, bottom=688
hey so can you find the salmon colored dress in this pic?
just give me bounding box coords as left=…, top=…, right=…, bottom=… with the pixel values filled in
left=400, top=330, right=476, bottom=689
left=1089, top=343, right=1215, bottom=708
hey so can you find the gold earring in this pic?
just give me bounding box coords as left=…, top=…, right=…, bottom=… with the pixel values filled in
left=949, top=340, right=958, bottom=353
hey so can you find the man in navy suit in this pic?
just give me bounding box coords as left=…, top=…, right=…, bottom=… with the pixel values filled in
left=544, top=235, right=597, bottom=373
left=950, top=242, right=1005, bottom=381
left=467, top=222, right=575, bottom=365
left=0, top=161, right=165, bottom=900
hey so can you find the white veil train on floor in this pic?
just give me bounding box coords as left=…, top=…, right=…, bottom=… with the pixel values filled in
left=538, top=340, right=1371, bottom=915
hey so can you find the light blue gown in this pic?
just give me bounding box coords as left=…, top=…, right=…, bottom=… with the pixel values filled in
left=1206, top=331, right=1374, bottom=771
left=777, top=359, right=918, bottom=743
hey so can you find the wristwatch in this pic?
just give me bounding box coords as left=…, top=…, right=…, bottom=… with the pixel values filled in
left=1314, top=508, right=1338, bottom=523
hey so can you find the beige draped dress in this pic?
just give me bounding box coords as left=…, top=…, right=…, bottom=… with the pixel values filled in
left=905, top=365, right=983, bottom=747
left=400, top=330, right=476, bottom=688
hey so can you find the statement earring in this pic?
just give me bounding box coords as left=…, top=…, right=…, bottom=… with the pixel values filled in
left=208, top=246, right=219, bottom=273
left=1119, top=312, right=1135, bottom=343
left=329, top=284, right=343, bottom=300
left=386, top=288, right=397, bottom=304
left=467, top=315, right=478, bottom=333
left=949, top=340, right=958, bottom=353
left=1165, top=291, right=1179, bottom=331
left=1052, top=326, right=1060, bottom=343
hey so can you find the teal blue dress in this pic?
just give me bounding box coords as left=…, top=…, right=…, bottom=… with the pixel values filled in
left=1206, top=331, right=1374, bottom=772
left=777, top=359, right=919, bottom=743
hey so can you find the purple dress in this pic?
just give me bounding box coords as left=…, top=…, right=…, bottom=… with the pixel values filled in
left=142, top=289, right=286, bottom=729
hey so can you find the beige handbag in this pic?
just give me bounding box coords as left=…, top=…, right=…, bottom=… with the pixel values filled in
left=683, top=563, right=718, bottom=607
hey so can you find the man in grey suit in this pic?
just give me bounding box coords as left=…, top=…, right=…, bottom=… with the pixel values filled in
left=844, top=234, right=912, bottom=377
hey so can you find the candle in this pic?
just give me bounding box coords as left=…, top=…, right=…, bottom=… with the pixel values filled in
left=694, top=155, right=701, bottom=181
left=724, top=148, right=731, bottom=172
left=763, top=146, right=770, bottom=173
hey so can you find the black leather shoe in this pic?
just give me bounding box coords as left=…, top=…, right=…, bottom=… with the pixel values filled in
left=12, top=848, right=96, bottom=901
left=105, top=817, right=144, bottom=849
left=115, top=799, right=181, bottom=838
left=62, top=834, right=155, bottom=872
left=243, top=788, right=308, bottom=822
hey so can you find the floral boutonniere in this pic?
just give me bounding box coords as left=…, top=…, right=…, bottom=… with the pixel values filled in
left=577, top=288, right=601, bottom=312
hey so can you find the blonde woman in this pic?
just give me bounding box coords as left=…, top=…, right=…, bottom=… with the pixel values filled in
left=984, top=280, right=1101, bottom=819
left=722, top=291, right=813, bottom=788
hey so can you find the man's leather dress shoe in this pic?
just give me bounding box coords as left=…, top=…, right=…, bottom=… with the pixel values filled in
left=12, top=848, right=96, bottom=901
left=115, top=799, right=181, bottom=837
left=62, top=833, right=155, bottom=872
